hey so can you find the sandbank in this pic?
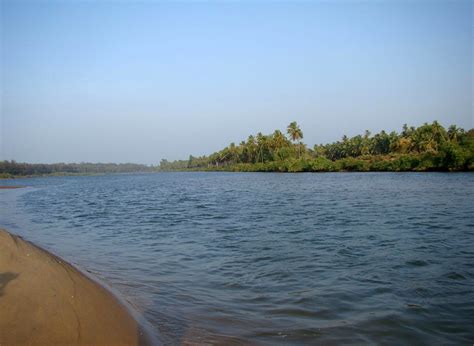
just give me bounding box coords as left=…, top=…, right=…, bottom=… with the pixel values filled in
left=0, top=229, right=152, bottom=345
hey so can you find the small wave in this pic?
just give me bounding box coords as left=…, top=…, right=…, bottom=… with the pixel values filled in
left=443, top=272, right=466, bottom=280
left=405, top=260, right=429, bottom=267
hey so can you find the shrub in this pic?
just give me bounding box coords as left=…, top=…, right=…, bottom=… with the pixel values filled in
left=308, top=157, right=335, bottom=172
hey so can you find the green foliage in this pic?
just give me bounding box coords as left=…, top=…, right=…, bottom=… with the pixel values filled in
left=0, top=161, right=155, bottom=178
left=308, top=157, right=336, bottom=172
left=0, top=172, right=14, bottom=179
left=337, top=157, right=370, bottom=171
left=5, top=121, right=471, bottom=177
left=285, top=159, right=308, bottom=172
left=287, top=121, right=303, bottom=142
left=160, top=121, right=474, bottom=173
left=391, top=155, right=420, bottom=171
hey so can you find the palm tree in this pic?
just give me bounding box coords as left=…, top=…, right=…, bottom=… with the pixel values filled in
left=246, top=135, right=257, bottom=163
left=448, top=125, right=464, bottom=143
left=287, top=121, right=304, bottom=157
left=271, top=130, right=289, bottom=159
left=229, top=142, right=238, bottom=163
left=256, top=132, right=268, bottom=163
left=272, top=130, right=287, bottom=149
left=362, top=130, right=371, bottom=155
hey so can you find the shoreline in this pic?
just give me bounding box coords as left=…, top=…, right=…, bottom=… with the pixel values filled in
left=1, top=170, right=473, bottom=181
left=0, top=171, right=157, bottom=180
left=0, top=228, right=156, bottom=345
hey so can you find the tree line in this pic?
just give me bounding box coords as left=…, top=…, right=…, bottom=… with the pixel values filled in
left=0, top=161, right=154, bottom=178
left=160, top=121, right=474, bottom=172
left=2, top=121, right=472, bottom=177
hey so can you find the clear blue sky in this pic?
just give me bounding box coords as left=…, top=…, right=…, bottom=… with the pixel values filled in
left=1, top=0, right=472, bottom=164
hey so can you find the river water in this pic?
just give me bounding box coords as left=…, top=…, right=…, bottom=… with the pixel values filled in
left=1, top=172, right=473, bottom=344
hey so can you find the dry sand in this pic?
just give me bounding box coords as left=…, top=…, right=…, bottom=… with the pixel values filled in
left=0, top=229, right=152, bottom=345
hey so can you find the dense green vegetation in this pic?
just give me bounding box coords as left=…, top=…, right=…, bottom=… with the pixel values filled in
left=2, top=121, right=472, bottom=178
left=160, top=121, right=474, bottom=172
left=0, top=162, right=154, bottom=178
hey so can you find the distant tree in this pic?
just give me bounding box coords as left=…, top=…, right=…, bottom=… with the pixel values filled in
left=40, top=120, right=468, bottom=175
left=256, top=132, right=268, bottom=163
left=287, top=121, right=304, bottom=157
left=447, top=125, right=464, bottom=143
left=246, top=135, right=257, bottom=163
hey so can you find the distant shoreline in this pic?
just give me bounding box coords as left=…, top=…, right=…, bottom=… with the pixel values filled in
left=0, top=228, right=155, bottom=345
left=1, top=169, right=473, bottom=180
left=0, top=171, right=157, bottom=179
left=2, top=122, right=474, bottom=177
left=160, top=122, right=474, bottom=172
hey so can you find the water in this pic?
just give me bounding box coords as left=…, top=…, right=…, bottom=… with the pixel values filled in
left=1, top=172, right=473, bottom=344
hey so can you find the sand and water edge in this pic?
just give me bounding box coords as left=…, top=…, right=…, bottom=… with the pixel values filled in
left=0, top=228, right=155, bottom=345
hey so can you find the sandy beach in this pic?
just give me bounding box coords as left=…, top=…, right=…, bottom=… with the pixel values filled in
left=0, top=229, right=151, bottom=345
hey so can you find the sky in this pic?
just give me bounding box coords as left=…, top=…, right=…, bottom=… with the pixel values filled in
left=1, top=0, right=472, bottom=164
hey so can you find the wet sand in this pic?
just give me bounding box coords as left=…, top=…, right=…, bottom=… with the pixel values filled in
left=0, top=229, right=151, bottom=345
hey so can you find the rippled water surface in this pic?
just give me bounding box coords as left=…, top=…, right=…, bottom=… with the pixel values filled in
left=1, top=172, right=473, bottom=344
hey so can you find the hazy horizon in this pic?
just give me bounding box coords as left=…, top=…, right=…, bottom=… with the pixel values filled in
left=1, top=0, right=472, bottom=165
